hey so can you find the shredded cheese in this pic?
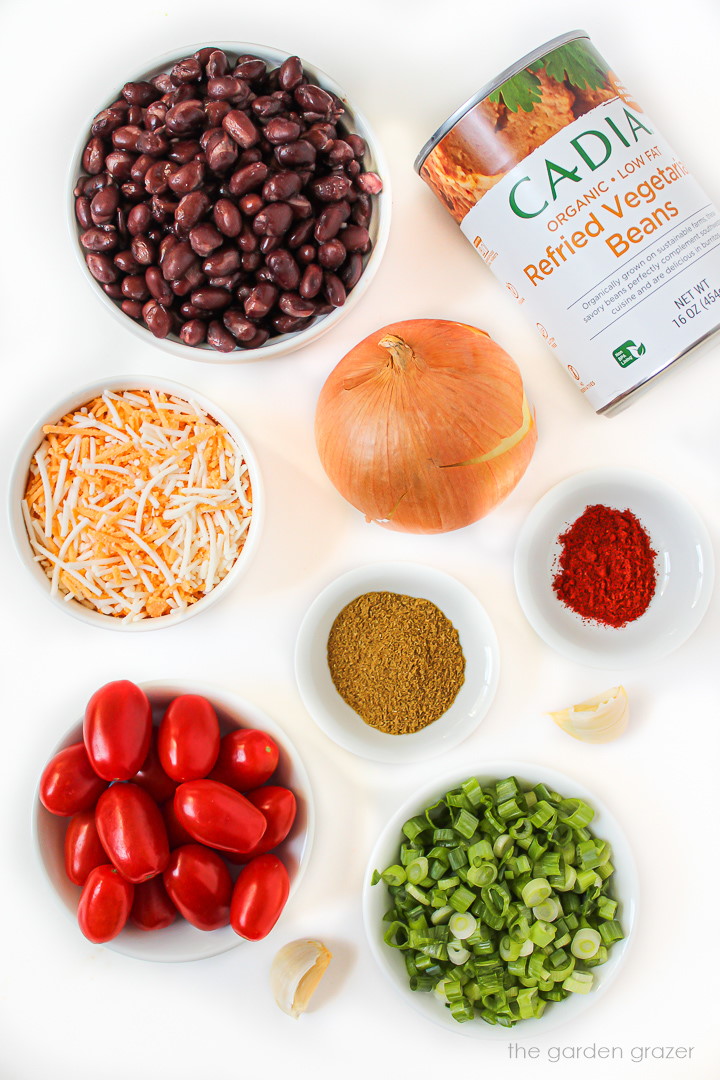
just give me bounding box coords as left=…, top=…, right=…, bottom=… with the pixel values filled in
left=23, top=389, right=253, bottom=621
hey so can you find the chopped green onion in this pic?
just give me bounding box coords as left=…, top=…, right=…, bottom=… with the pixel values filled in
left=497, top=797, right=524, bottom=821
left=447, top=941, right=471, bottom=965
left=597, top=896, right=618, bottom=920
left=571, top=927, right=601, bottom=959
left=559, top=799, right=594, bottom=830
left=552, top=865, right=577, bottom=892
left=406, top=857, right=429, bottom=885
left=598, top=919, right=624, bottom=947
left=521, top=877, right=552, bottom=908
left=454, top=808, right=480, bottom=839
left=509, top=819, right=533, bottom=842
left=448, top=912, right=477, bottom=940
left=406, top=883, right=430, bottom=905
left=529, top=920, right=556, bottom=947
left=402, top=816, right=427, bottom=841
left=493, top=833, right=513, bottom=857
left=530, top=801, right=558, bottom=829
left=461, top=777, right=485, bottom=808
left=449, top=885, right=476, bottom=913
left=379, top=864, right=406, bottom=887
left=517, top=986, right=537, bottom=1019
left=536, top=851, right=561, bottom=878
left=436, top=875, right=460, bottom=891
left=467, top=862, right=497, bottom=887
left=499, top=935, right=521, bottom=961
left=447, top=846, right=468, bottom=871
left=468, top=839, right=494, bottom=865
left=562, top=971, right=594, bottom=994
left=410, top=975, right=436, bottom=992
left=584, top=945, right=609, bottom=968
left=400, top=844, right=421, bottom=866
left=449, top=1001, right=474, bottom=1022
left=533, top=897, right=561, bottom=922
left=496, top=777, right=521, bottom=802
left=372, top=775, right=622, bottom=1029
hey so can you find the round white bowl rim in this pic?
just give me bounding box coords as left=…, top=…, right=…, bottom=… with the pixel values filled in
left=32, top=679, right=315, bottom=962
left=362, top=758, right=638, bottom=1038
left=68, top=40, right=392, bottom=364
left=9, top=375, right=264, bottom=631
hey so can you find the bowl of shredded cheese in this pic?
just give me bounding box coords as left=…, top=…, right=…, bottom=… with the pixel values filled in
left=10, top=377, right=262, bottom=629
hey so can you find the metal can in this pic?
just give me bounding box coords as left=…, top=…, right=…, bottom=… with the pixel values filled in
left=416, top=31, right=720, bottom=414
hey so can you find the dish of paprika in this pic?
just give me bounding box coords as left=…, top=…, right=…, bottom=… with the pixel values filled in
left=513, top=469, right=714, bottom=668
left=552, top=504, right=657, bottom=628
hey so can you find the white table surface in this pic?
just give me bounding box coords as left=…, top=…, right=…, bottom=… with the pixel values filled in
left=2, top=1, right=719, bottom=1077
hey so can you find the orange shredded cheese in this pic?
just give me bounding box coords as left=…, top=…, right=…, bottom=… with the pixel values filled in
left=22, top=388, right=253, bottom=620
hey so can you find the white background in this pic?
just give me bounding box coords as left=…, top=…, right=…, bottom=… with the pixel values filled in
left=1, top=1, right=719, bottom=1077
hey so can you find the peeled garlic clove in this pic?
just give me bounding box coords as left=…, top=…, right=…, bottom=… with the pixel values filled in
left=270, top=939, right=332, bottom=1018
left=548, top=685, right=629, bottom=743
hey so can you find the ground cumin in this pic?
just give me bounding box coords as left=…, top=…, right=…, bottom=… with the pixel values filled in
left=326, top=591, right=466, bottom=734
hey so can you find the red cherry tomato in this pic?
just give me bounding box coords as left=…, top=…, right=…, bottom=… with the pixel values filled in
left=95, top=782, right=170, bottom=883
left=230, top=853, right=289, bottom=940
left=158, top=695, right=220, bottom=782
left=209, top=729, right=279, bottom=792
left=64, top=809, right=108, bottom=885
left=131, top=876, right=178, bottom=931
left=39, top=742, right=108, bottom=816
left=163, top=844, right=232, bottom=931
left=239, top=786, right=297, bottom=859
left=84, top=680, right=152, bottom=781
left=174, top=779, right=266, bottom=854
left=77, top=864, right=134, bottom=944
left=133, top=732, right=178, bottom=804
left=161, top=797, right=196, bottom=849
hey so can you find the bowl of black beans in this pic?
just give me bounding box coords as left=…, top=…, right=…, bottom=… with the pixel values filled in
left=71, top=42, right=390, bottom=361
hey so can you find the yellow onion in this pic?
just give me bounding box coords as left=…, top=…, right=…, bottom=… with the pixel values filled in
left=314, top=320, right=537, bottom=533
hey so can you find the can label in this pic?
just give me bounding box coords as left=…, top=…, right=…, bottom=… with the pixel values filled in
left=419, top=37, right=720, bottom=411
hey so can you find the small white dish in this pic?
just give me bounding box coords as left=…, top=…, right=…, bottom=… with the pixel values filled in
left=514, top=469, right=714, bottom=668
left=69, top=41, right=391, bottom=364
left=294, top=562, right=500, bottom=763
left=33, top=680, right=314, bottom=962
left=363, top=760, right=637, bottom=1039
left=9, top=375, right=263, bottom=631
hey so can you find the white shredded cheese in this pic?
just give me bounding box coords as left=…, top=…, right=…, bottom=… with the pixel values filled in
left=22, top=389, right=253, bottom=619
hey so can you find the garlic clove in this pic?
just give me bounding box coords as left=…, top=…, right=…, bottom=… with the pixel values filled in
left=548, top=685, right=629, bottom=743
left=270, top=939, right=332, bottom=1018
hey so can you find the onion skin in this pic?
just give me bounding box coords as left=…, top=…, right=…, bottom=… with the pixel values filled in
left=315, top=319, right=537, bottom=533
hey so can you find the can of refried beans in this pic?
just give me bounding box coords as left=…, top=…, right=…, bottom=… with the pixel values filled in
left=416, top=31, right=720, bottom=414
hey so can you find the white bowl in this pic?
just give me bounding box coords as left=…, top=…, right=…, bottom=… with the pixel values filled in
left=363, top=761, right=637, bottom=1038
left=294, top=562, right=500, bottom=763
left=69, top=41, right=391, bottom=363
left=33, top=680, right=314, bottom=962
left=9, top=375, right=263, bottom=631
left=514, top=469, right=714, bottom=667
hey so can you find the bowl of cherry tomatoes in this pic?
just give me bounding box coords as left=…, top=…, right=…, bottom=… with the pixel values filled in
left=33, top=679, right=314, bottom=962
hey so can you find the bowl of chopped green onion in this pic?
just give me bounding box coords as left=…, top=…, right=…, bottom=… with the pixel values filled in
left=363, top=762, right=637, bottom=1037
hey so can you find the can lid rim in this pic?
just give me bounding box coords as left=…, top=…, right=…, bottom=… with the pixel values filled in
left=414, top=29, right=591, bottom=173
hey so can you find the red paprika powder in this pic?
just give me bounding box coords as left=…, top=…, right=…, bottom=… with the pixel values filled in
left=552, top=504, right=657, bottom=628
